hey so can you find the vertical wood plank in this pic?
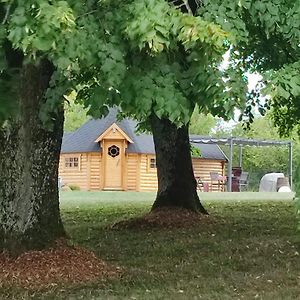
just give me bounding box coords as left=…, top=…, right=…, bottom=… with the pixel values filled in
left=87, top=153, right=91, bottom=190
left=136, top=154, right=141, bottom=191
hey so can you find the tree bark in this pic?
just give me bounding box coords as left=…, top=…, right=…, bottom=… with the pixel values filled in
left=150, top=114, right=208, bottom=214
left=0, top=60, right=65, bottom=255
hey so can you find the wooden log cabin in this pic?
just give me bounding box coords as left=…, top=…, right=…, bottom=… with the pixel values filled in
left=59, top=109, right=228, bottom=191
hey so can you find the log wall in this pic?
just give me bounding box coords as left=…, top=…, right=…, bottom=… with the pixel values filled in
left=192, top=158, right=225, bottom=191
left=89, top=153, right=102, bottom=190
left=126, top=153, right=139, bottom=191
left=59, top=152, right=102, bottom=190
left=139, top=154, right=158, bottom=191
left=59, top=153, right=226, bottom=192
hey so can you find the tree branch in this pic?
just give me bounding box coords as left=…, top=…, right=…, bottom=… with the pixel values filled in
left=76, top=9, right=97, bottom=19
left=170, top=0, right=203, bottom=15
left=184, top=0, right=193, bottom=15
left=1, top=2, right=12, bottom=25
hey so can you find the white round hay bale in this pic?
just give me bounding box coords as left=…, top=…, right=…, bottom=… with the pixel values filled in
left=278, top=186, right=292, bottom=192
left=259, top=173, right=284, bottom=192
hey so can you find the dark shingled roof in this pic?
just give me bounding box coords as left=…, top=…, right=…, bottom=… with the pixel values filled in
left=61, top=109, right=227, bottom=161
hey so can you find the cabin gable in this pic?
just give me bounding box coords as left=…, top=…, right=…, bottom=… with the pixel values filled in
left=95, top=123, right=133, bottom=143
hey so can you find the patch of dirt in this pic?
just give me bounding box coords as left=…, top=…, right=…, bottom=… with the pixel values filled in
left=112, top=207, right=221, bottom=230
left=0, top=240, right=122, bottom=290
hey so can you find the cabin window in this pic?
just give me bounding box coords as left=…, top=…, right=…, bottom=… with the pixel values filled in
left=149, top=158, right=156, bottom=169
left=108, top=145, right=120, bottom=158
left=65, top=157, right=79, bottom=169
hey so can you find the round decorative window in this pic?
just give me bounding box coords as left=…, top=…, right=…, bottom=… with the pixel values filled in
left=108, top=145, right=120, bottom=157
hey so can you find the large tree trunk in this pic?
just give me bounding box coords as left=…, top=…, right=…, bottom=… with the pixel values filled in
left=150, top=114, right=208, bottom=214
left=0, top=60, right=65, bottom=255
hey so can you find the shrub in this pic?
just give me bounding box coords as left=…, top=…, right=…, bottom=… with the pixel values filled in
left=69, top=184, right=81, bottom=191
left=190, top=145, right=201, bottom=157
left=296, top=196, right=300, bottom=231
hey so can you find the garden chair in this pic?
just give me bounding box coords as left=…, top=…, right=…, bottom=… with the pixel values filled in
left=239, top=172, right=249, bottom=191
left=195, top=177, right=209, bottom=192
left=210, top=172, right=226, bottom=192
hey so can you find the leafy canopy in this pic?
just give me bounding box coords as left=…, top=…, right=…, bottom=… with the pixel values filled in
left=76, top=0, right=300, bottom=131
left=199, top=0, right=300, bottom=133
left=75, top=0, right=237, bottom=127
left=1, top=0, right=299, bottom=132
left=0, top=0, right=77, bottom=124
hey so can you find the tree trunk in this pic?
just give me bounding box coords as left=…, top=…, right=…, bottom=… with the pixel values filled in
left=0, top=60, right=65, bottom=255
left=150, top=114, right=208, bottom=214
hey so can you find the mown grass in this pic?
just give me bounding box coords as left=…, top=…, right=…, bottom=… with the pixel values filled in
left=1, top=192, right=300, bottom=300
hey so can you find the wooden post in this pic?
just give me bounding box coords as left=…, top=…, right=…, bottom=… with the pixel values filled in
left=122, top=140, right=127, bottom=191
left=100, top=140, right=105, bottom=190
left=288, top=142, right=293, bottom=190
left=227, top=137, right=233, bottom=192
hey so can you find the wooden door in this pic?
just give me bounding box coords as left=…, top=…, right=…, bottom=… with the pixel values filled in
left=104, top=141, right=123, bottom=189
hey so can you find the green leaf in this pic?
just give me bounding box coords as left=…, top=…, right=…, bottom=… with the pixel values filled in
left=32, top=37, right=53, bottom=51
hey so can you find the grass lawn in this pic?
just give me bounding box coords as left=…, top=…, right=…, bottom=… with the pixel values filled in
left=2, top=191, right=300, bottom=299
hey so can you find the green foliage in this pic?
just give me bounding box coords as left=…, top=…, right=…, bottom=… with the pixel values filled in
left=68, top=184, right=80, bottom=191
left=125, top=0, right=228, bottom=56
left=189, top=106, right=217, bottom=135
left=225, top=115, right=295, bottom=189
left=264, top=62, right=300, bottom=136
left=201, top=0, right=299, bottom=68
left=0, top=21, right=18, bottom=124
left=1, top=0, right=299, bottom=196
left=37, top=71, right=69, bottom=129
left=200, top=0, right=300, bottom=129
left=296, top=197, right=300, bottom=230
left=0, top=24, right=7, bottom=70
left=125, top=0, right=175, bottom=53
left=1, top=0, right=299, bottom=129
left=190, top=144, right=201, bottom=157
left=8, top=1, right=75, bottom=55
left=2, top=0, right=296, bottom=130
left=0, top=0, right=76, bottom=125
left=64, top=92, right=89, bottom=131
left=294, top=164, right=300, bottom=198
left=0, top=71, right=18, bottom=124
left=72, top=0, right=250, bottom=129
